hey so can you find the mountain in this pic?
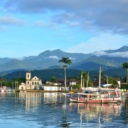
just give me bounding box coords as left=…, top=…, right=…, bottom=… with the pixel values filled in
left=0, top=46, right=128, bottom=73
left=105, top=46, right=128, bottom=53
left=94, top=46, right=128, bottom=58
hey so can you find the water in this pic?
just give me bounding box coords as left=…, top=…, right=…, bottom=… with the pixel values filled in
left=0, top=92, right=128, bottom=128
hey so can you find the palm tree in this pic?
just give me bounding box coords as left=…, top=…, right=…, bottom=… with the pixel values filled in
left=122, top=62, right=128, bottom=83
left=59, top=57, right=72, bottom=91
left=80, top=71, right=90, bottom=89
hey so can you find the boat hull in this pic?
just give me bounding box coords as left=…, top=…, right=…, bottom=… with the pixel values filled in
left=69, top=98, right=109, bottom=104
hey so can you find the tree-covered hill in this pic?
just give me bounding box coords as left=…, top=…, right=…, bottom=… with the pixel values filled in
left=1, top=67, right=126, bottom=82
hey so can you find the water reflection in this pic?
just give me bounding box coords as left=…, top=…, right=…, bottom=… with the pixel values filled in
left=69, top=102, right=123, bottom=127
left=0, top=92, right=128, bottom=128
left=60, top=95, right=71, bottom=127
left=19, top=92, right=42, bottom=112
left=19, top=92, right=63, bottom=112
left=43, top=92, right=62, bottom=104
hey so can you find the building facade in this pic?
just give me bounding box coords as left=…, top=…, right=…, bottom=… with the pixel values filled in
left=19, top=71, right=42, bottom=90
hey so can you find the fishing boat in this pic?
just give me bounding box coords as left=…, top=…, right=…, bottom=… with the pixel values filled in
left=101, top=88, right=123, bottom=103
left=69, top=87, right=123, bottom=103
left=69, top=92, right=109, bottom=104
left=78, top=67, right=124, bottom=103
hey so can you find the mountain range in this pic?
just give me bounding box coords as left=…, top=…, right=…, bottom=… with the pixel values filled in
left=0, top=46, right=128, bottom=79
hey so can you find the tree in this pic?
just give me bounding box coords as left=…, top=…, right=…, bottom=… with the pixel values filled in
left=122, top=62, right=128, bottom=83
left=59, top=57, right=72, bottom=91
left=80, top=71, right=87, bottom=87
left=109, top=77, right=119, bottom=88
left=50, top=76, right=56, bottom=83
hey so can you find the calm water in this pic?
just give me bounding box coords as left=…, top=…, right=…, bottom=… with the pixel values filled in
left=0, top=92, right=128, bottom=128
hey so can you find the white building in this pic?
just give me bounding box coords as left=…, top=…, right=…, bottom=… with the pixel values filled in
left=19, top=82, right=26, bottom=90
left=19, top=71, right=42, bottom=90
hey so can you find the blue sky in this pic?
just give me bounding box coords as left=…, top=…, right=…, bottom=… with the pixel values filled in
left=0, top=0, right=128, bottom=58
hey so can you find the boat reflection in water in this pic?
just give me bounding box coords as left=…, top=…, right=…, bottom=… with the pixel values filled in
left=69, top=102, right=123, bottom=127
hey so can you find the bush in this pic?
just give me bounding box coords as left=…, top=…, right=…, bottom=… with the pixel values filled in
left=121, top=83, right=128, bottom=90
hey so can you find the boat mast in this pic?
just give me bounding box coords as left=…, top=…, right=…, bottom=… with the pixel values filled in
left=87, top=72, right=89, bottom=87
left=99, top=67, right=101, bottom=89
left=81, top=72, right=83, bottom=88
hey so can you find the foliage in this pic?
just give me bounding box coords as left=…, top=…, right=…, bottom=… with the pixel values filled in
left=0, top=77, right=25, bottom=88
left=80, top=71, right=90, bottom=87
left=49, top=76, right=56, bottom=83
left=122, top=62, right=128, bottom=69
left=72, top=84, right=81, bottom=90
left=59, top=57, right=72, bottom=66
left=8, top=77, right=26, bottom=88
left=122, top=62, right=128, bottom=83
left=121, top=83, right=128, bottom=90
left=0, top=78, right=8, bottom=86
left=3, top=69, right=81, bottom=81
left=109, top=77, right=119, bottom=87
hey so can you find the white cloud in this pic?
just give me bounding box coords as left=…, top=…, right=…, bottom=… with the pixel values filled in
left=46, top=56, right=59, bottom=59
left=66, top=33, right=128, bottom=54
left=107, top=52, right=128, bottom=57
left=95, top=51, right=128, bottom=58
left=0, top=16, right=25, bottom=26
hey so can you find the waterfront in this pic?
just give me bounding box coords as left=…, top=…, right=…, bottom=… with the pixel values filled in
left=0, top=92, right=128, bottom=128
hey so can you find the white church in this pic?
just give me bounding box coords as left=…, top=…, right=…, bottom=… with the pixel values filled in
left=19, top=71, right=42, bottom=91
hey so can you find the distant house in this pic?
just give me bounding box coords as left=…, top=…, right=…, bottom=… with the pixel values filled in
left=46, top=78, right=77, bottom=86
left=44, top=78, right=78, bottom=91
left=43, top=85, right=69, bottom=91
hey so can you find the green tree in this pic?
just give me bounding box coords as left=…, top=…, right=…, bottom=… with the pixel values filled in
left=109, top=77, right=119, bottom=88
left=81, top=72, right=87, bottom=87
left=122, top=62, right=128, bottom=83
left=59, top=57, right=72, bottom=91
left=72, top=83, right=81, bottom=90
left=50, top=76, right=56, bottom=83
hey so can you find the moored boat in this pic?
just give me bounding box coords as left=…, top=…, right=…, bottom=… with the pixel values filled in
left=69, top=88, right=123, bottom=103
left=69, top=93, right=109, bottom=104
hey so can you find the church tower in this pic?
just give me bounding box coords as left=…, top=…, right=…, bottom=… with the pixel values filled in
left=26, top=71, right=31, bottom=80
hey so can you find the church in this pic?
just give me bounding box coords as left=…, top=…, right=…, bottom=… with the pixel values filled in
left=19, top=71, right=42, bottom=90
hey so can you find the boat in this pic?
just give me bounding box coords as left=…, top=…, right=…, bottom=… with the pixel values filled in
left=78, top=67, right=124, bottom=103
left=69, top=87, right=123, bottom=103
left=101, top=88, right=123, bottom=103
left=69, top=92, right=109, bottom=104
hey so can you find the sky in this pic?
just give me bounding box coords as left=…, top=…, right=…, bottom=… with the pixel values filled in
left=0, top=0, right=128, bottom=58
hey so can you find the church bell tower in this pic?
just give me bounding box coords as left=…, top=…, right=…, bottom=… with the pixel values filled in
left=26, top=71, right=31, bottom=80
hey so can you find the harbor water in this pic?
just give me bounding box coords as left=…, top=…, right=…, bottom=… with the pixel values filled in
left=0, top=92, right=128, bottom=128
